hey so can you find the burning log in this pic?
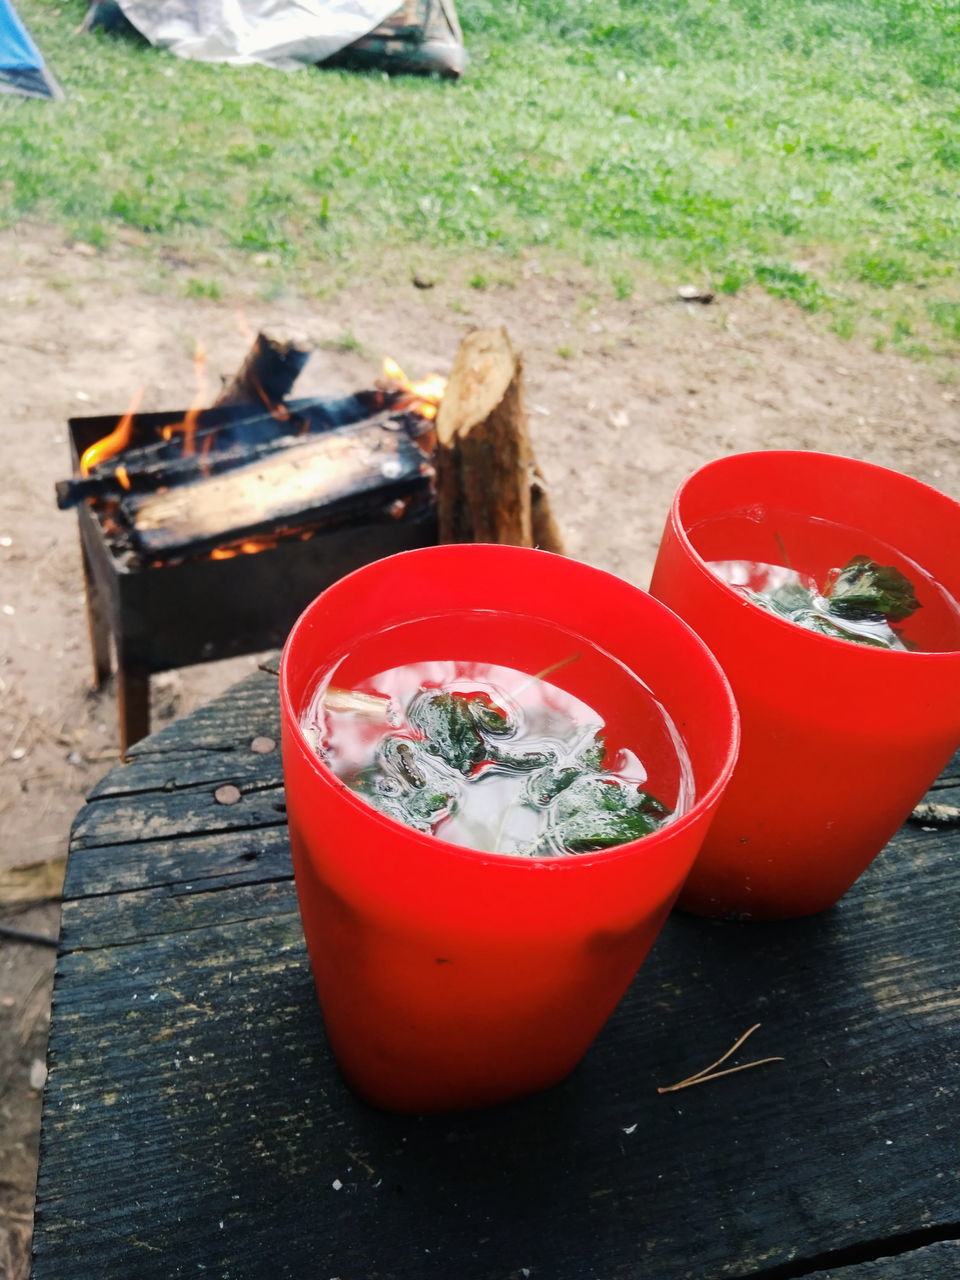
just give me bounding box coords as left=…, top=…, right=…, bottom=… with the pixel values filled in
left=434, top=328, right=565, bottom=553
left=60, top=333, right=566, bottom=753
left=122, top=415, right=432, bottom=562
left=213, top=328, right=314, bottom=412
left=55, top=393, right=391, bottom=510
left=60, top=351, right=447, bottom=751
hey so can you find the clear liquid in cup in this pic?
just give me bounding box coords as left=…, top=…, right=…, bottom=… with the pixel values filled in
left=690, top=507, right=960, bottom=653
left=300, top=611, right=694, bottom=857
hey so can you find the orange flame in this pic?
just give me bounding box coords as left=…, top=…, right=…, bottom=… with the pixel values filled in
left=205, top=525, right=316, bottom=563
left=209, top=535, right=282, bottom=560
left=379, top=357, right=445, bottom=420
left=79, top=387, right=145, bottom=476
left=161, top=341, right=208, bottom=458
left=381, top=356, right=405, bottom=384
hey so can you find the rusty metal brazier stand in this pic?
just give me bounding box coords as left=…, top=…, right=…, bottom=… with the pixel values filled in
left=68, top=401, right=437, bottom=751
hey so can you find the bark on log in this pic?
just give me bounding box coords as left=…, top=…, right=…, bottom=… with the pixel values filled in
left=213, top=329, right=314, bottom=412
left=531, top=474, right=566, bottom=556
left=434, top=327, right=564, bottom=553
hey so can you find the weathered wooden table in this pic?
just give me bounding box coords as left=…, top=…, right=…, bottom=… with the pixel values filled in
left=32, top=667, right=960, bottom=1280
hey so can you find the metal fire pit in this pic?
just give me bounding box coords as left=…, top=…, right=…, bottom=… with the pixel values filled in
left=68, top=404, right=437, bottom=751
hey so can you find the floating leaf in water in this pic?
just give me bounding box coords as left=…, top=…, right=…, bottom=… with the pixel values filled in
left=353, top=735, right=456, bottom=832
left=467, top=692, right=515, bottom=736
left=821, top=555, right=920, bottom=623
left=407, top=690, right=509, bottom=774
left=488, top=743, right=557, bottom=772
left=345, top=684, right=672, bottom=856
left=719, top=554, right=921, bottom=650
left=524, top=762, right=586, bottom=807
left=537, top=774, right=672, bottom=855
left=744, top=579, right=812, bottom=621
left=523, top=731, right=607, bottom=806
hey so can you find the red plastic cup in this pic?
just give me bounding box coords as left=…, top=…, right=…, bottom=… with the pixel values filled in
left=650, top=450, right=960, bottom=920
left=280, top=544, right=738, bottom=1112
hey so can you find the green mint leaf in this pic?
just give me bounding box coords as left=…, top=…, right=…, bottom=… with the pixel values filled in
left=523, top=763, right=584, bottom=807
left=522, top=731, right=607, bottom=806
left=738, top=558, right=915, bottom=649
left=353, top=736, right=456, bottom=831
left=467, top=692, right=514, bottom=736
left=578, top=732, right=606, bottom=772
left=822, top=555, right=920, bottom=623
left=488, top=744, right=558, bottom=772
left=361, top=786, right=456, bottom=833
left=545, top=775, right=672, bottom=854
left=348, top=687, right=672, bottom=856
left=407, top=691, right=488, bottom=774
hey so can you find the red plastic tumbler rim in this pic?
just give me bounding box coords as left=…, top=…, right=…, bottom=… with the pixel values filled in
left=669, top=449, right=960, bottom=662
left=279, top=543, right=741, bottom=872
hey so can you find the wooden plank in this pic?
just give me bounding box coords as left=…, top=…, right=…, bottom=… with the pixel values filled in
left=123, top=669, right=281, bottom=758
left=34, top=682, right=960, bottom=1279
left=73, top=672, right=283, bottom=863
left=87, top=741, right=283, bottom=799
left=920, top=777, right=960, bottom=809
left=925, top=777, right=960, bottom=801
left=910, top=751, right=960, bottom=825
left=33, top=922, right=960, bottom=1279
left=928, top=748, right=960, bottom=784
left=69, top=776, right=287, bottom=850
left=34, top=795, right=960, bottom=1280
left=61, top=825, right=293, bottom=903
left=61, top=879, right=300, bottom=951
left=806, top=1240, right=960, bottom=1277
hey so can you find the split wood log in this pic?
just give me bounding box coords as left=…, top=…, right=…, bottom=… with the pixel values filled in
left=123, top=416, right=432, bottom=561
left=58, top=416, right=292, bottom=509
left=213, top=329, right=314, bottom=412
left=434, top=327, right=564, bottom=553
left=56, top=392, right=393, bottom=510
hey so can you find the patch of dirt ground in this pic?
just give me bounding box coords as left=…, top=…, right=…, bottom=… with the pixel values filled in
left=1, top=223, right=958, bottom=1279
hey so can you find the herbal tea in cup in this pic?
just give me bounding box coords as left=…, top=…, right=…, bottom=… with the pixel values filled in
left=650, top=450, right=960, bottom=919
left=280, top=544, right=739, bottom=1112
left=301, top=619, right=696, bottom=860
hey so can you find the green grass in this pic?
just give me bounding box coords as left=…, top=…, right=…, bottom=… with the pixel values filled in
left=3, top=0, right=960, bottom=353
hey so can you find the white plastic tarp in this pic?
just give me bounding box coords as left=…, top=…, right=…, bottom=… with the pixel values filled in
left=117, top=0, right=399, bottom=69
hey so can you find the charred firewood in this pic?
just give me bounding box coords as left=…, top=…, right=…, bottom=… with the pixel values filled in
left=213, top=329, right=314, bottom=412
left=121, top=415, right=434, bottom=562
left=55, top=392, right=395, bottom=509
